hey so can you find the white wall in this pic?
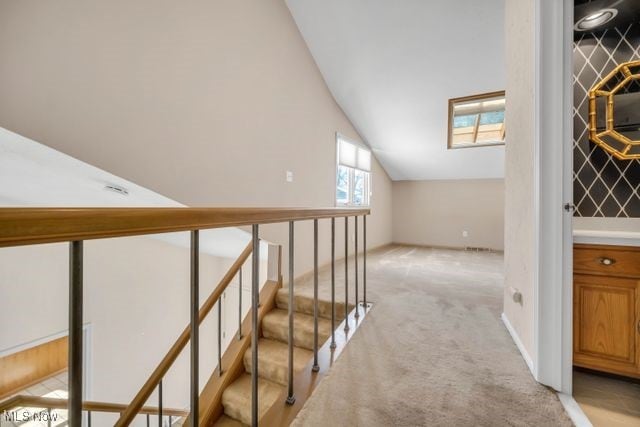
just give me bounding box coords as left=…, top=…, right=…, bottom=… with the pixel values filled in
left=393, top=179, right=504, bottom=250
left=0, top=236, right=267, bottom=421
left=502, top=0, right=536, bottom=368
left=0, top=0, right=393, bottom=279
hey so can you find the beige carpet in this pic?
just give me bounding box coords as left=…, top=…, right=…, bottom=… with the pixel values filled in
left=290, top=245, right=573, bottom=427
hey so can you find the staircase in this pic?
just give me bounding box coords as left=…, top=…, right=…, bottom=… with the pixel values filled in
left=215, top=288, right=349, bottom=426
left=0, top=207, right=370, bottom=426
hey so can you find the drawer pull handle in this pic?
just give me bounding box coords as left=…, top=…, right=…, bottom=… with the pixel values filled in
left=598, top=257, right=616, bottom=266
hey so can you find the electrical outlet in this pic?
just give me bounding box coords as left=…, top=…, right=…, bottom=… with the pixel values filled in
left=462, top=230, right=469, bottom=238
left=286, top=171, right=293, bottom=182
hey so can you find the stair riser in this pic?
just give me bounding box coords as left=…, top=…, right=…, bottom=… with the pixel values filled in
left=262, top=323, right=330, bottom=351
left=276, top=291, right=351, bottom=321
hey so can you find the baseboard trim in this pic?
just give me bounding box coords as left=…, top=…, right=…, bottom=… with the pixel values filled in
left=558, top=393, right=593, bottom=427
left=392, top=242, right=504, bottom=253
left=501, top=313, right=536, bottom=378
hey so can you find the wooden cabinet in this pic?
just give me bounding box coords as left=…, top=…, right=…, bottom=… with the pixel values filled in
left=574, top=244, right=640, bottom=379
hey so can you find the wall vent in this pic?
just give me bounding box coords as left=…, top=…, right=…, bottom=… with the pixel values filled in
left=464, top=246, right=494, bottom=252
left=104, top=184, right=129, bottom=196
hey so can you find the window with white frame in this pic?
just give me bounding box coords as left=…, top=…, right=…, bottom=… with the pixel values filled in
left=336, top=134, right=371, bottom=206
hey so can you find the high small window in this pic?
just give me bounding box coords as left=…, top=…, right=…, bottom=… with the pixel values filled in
left=448, top=91, right=506, bottom=149
left=336, top=134, right=371, bottom=206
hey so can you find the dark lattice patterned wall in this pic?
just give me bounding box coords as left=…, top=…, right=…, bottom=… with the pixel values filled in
left=573, top=23, right=640, bottom=217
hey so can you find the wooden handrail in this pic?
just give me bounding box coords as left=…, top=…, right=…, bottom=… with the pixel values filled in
left=0, top=394, right=188, bottom=417
left=115, top=241, right=254, bottom=427
left=0, top=207, right=370, bottom=247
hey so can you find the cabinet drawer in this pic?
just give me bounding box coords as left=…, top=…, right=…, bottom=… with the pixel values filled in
left=574, top=244, right=640, bottom=278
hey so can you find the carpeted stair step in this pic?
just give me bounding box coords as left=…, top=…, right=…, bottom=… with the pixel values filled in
left=275, top=288, right=352, bottom=321
left=243, top=338, right=313, bottom=386
left=221, top=374, right=284, bottom=426
left=262, top=308, right=332, bottom=351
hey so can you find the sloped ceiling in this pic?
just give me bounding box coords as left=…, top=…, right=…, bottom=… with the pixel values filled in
left=286, top=0, right=506, bottom=180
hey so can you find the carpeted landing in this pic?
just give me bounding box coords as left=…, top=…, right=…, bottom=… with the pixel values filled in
left=289, top=245, right=573, bottom=427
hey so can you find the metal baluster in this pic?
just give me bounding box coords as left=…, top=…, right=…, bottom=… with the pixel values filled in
left=330, top=218, right=336, bottom=349
left=344, top=217, right=349, bottom=331
left=238, top=267, right=243, bottom=340
left=251, top=225, right=260, bottom=426
left=286, top=221, right=296, bottom=405
left=47, top=408, right=51, bottom=427
left=158, top=379, right=163, bottom=427
left=189, top=231, right=199, bottom=427
left=146, top=413, right=150, bottom=427
left=355, top=216, right=359, bottom=318
left=68, top=241, right=83, bottom=426
left=312, top=219, right=320, bottom=372
left=169, top=416, right=173, bottom=426
left=88, top=410, right=92, bottom=427
left=364, top=215, right=367, bottom=311
left=218, top=297, right=222, bottom=376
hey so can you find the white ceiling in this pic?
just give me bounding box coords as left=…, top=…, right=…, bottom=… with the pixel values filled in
left=0, top=126, right=263, bottom=259
left=286, top=0, right=506, bottom=180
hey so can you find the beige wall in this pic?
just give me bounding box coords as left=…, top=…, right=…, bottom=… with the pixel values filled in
left=0, top=0, right=393, bottom=276
left=392, top=179, right=504, bottom=250
left=503, top=0, right=536, bottom=364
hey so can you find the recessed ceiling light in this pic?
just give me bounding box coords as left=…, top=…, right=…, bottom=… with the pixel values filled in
left=574, top=8, right=618, bottom=31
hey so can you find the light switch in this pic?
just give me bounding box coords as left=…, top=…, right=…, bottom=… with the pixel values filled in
left=286, top=171, right=294, bottom=182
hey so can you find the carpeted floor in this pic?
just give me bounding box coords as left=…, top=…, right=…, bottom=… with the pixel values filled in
left=290, top=245, right=573, bottom=427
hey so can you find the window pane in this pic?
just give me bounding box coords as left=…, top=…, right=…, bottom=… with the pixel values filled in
left=449, top=92, right=505, bottom=148
left=479, top=111, right=504, bottom=125
left=336, top=165, right=350, bottom=204
left=476, top=111, right=505, bottom=143
left=452, top=114, right=478, bottom=128
left=353, top=170, right=366, bottom=205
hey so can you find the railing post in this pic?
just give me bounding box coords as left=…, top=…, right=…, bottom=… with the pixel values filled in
left=364, top=215, right=367, bottom=311
left=238, top=267, right=243, bottom=340
left=330, top=218, right=336, bottom=349
left=344, top=217, right=349, bottom=331
left=158, top=379, right=163, bottom=427
left=286, top=221, right=296, bottom=405
left=354, top=216, right=359, bottom=318
left=190, top=230, right=199, bottom=427
left=68, top=241, right=83, bottom=426
left=251, top=225, right=260, bottom=426
left=312, top=219, right=320, bottom=372
left=218, top=298, right=222, bottom=376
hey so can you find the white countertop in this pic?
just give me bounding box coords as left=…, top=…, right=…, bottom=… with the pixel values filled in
left=573, top=217, right=640, bottom=247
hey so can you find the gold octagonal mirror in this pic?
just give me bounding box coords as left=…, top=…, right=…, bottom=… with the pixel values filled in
left=588, top=60, right=640, bottom=160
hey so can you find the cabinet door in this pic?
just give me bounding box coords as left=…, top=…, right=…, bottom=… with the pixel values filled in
left=573, top=274, right=640, bottom=378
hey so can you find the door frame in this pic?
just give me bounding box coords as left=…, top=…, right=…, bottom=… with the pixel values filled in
left=533, top=0, right=574, bottom=394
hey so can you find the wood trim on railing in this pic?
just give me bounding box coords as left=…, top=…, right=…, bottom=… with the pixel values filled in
left=114, top=241, right=253, bottom=427
left=0, top=395, right=188, bottom=417
left=0, top=207, right=370, bottom=248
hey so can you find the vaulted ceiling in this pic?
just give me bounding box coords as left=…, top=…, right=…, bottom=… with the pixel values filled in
left=286, top=0, right=506, bottom=180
